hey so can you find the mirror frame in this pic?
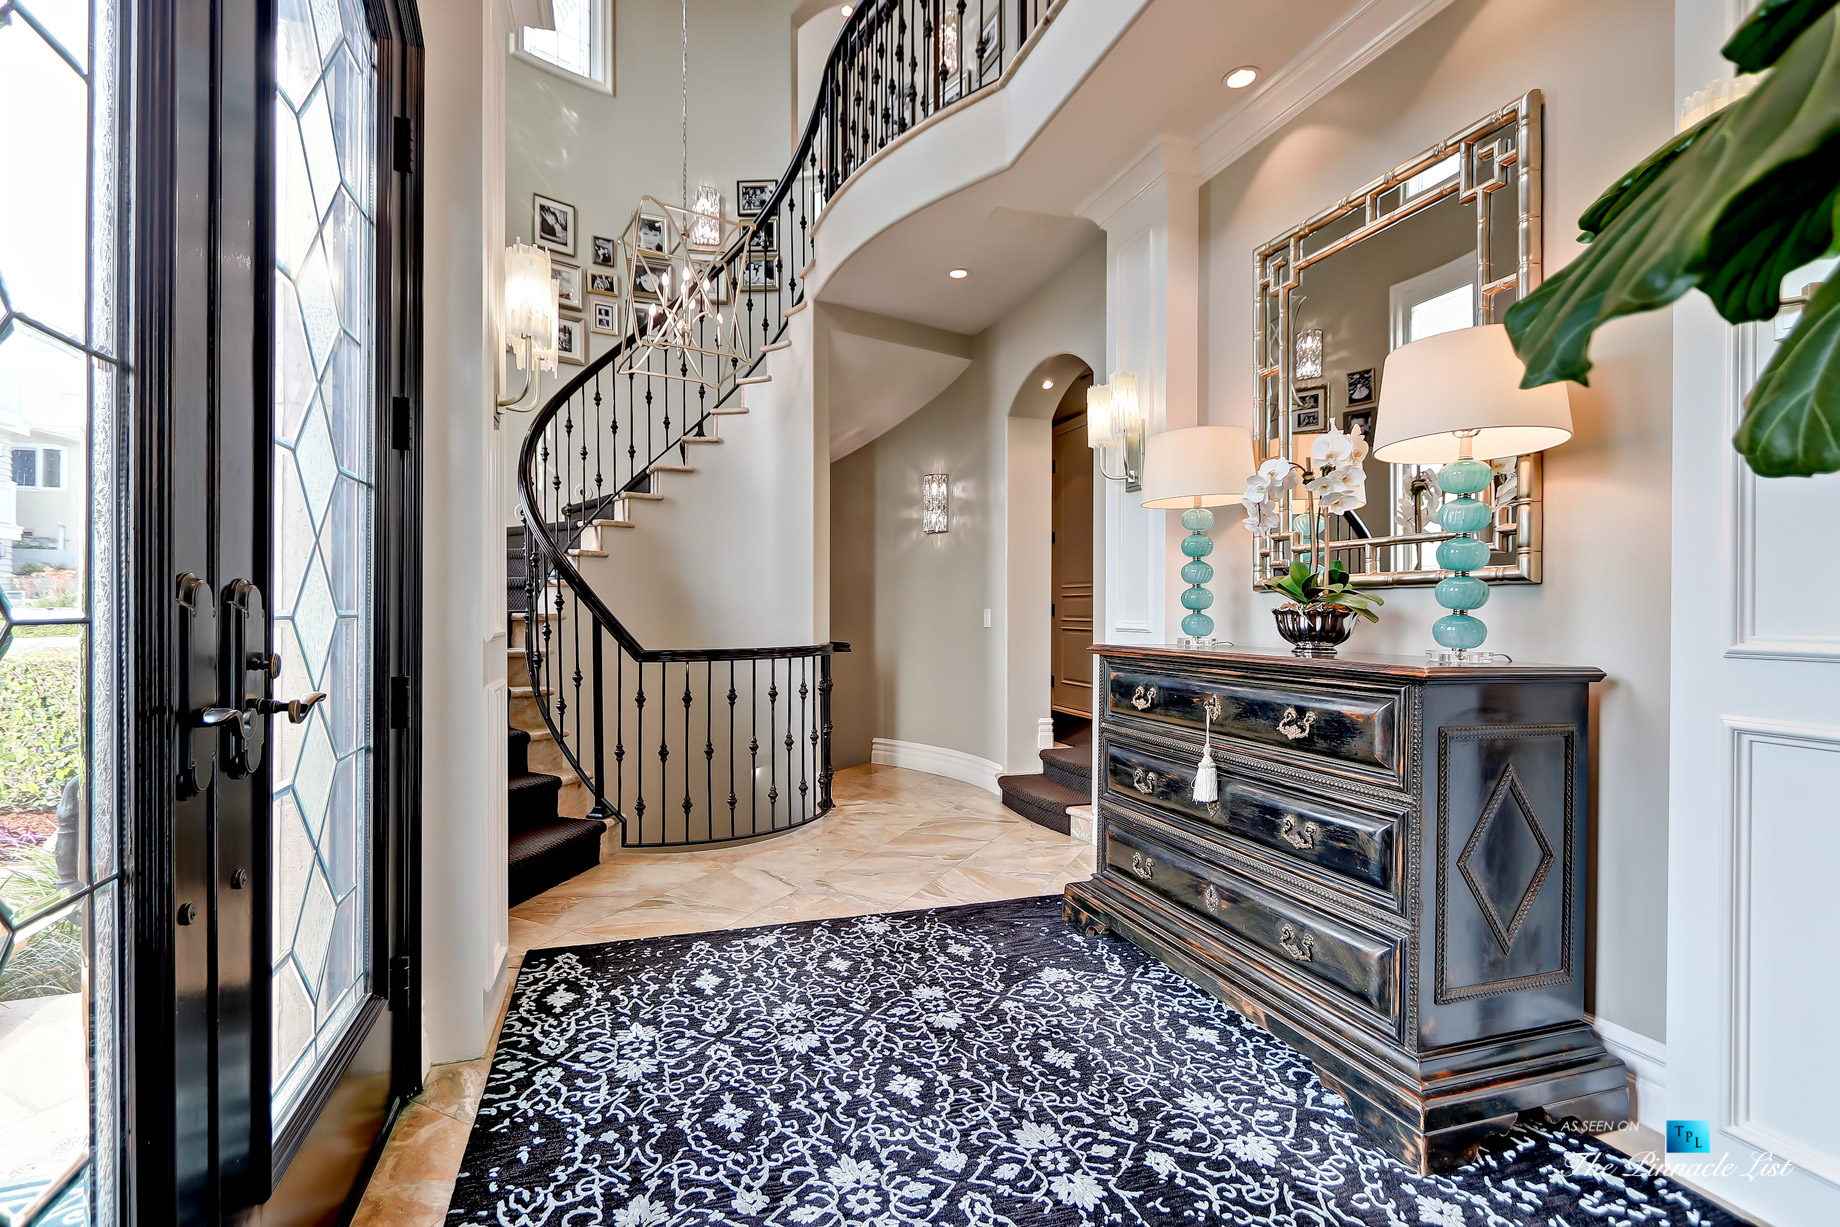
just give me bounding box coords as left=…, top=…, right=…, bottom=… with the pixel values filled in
left=1252, top=89, right=1545, bottom=589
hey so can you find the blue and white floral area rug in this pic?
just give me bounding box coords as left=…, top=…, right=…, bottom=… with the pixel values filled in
left=447, top=896, right=1739, bottom=1226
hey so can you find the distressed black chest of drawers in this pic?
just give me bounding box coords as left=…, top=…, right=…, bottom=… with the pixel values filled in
left=1064, top=645, right=1627, bottom=1173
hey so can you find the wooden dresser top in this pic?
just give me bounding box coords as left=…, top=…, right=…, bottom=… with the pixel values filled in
left=1093, top=642, right=1604, bottom=685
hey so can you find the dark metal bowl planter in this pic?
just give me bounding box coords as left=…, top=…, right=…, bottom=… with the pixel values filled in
left=1272, top=603, right=1359, bottom=657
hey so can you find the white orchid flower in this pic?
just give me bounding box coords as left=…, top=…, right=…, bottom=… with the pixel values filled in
left=1309, top=424, right=1357, bottom=472
left=1257, top=458, right=1299, bottom=492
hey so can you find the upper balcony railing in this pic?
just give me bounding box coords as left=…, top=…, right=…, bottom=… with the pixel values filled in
left=516, top=0, right=1060, bottom=847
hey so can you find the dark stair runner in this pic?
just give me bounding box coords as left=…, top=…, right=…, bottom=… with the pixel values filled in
left=997, top=721, right=1092, bottom=835
left=507, top=726, right=605, bottom=907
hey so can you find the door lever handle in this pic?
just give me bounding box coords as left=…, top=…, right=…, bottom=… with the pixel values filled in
left=256, top=692, right=328, bottom=724
left=200, top=706, right=252, bottom=736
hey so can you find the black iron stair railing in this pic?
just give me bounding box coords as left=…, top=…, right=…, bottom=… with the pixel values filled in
left=516, top=0, right=1060, bottom=846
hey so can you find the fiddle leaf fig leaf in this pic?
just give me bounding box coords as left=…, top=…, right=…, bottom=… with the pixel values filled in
left=1734, top=272, right=1840, bottom=476
left=1724, top=0, right=1840, bottom=73
left=1507, top=11, right=1840, bottom=388
left=1576, top=110, right=1723, bottom=240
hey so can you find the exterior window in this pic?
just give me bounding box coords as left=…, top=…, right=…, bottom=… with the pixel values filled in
left=10, top=446, right=64, bottom=489
left=517, top=0, right=612, bottom=92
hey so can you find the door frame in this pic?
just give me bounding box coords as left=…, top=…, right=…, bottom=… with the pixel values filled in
left=126, top=0, right=425, bottom=1217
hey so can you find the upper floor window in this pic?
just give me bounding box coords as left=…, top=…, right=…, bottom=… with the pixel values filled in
left=517, top=0, right=614, bottom=93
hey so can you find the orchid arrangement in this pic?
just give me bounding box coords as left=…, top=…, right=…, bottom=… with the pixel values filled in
left=1241, top=423, right=1383, bottom=621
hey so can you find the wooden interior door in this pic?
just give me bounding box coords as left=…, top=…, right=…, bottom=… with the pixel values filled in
left=1051, top=412, right=1094, bottom=717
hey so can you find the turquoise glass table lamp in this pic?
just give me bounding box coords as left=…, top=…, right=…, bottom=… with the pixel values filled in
left=1140, top=425, right=1257, bottom=648
left=1373, top=325, right=1573, bottom=665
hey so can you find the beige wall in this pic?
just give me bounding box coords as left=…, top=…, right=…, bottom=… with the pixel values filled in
left=1198, top=0, right=1674, bottom=1040
left=830, top=242, right=1105, bottom=774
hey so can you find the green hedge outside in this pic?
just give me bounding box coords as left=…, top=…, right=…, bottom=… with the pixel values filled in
left=0, top=643, right=83, bottom=813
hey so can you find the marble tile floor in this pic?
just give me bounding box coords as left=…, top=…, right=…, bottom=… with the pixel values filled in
left=349, top=764, right=1096, bottom=1226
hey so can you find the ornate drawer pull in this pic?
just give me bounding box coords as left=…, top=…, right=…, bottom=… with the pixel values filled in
left=1130, top=851, right=1156, bottom=881
left=1131, top=684, right=1158, bottom=711
left=1278, top=924, right=1315, bottom=963
left=1202, top=883, right=1220, bottom=913
left=1132, top=766, right=1161, bottom=796
left=1277, top=707, right=1317, bottom=741
left=1203, top=694, right=1223, bottom=721
left=1279, top=815, right=1320, bottom=851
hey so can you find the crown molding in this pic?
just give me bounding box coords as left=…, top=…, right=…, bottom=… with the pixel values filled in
left=1076, top=135, right=1199, bottom=230
left=1191, top=0, right=1461, bottom=185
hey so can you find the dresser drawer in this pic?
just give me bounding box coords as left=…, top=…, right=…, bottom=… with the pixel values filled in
left=1103, top=735, right=1401, bottom=897
left=1105, top=819, right=1402, bottom=1026
left=1105, top=665, right=1404, bottom=781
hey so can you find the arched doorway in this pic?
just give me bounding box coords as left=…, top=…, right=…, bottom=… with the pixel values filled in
left=1050, top=373, right=1096, bottom=734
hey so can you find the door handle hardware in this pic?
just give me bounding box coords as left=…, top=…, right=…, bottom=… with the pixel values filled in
left=230, top=869, right=249, bottom=890
left=248, top=652, right=281, bottom=678
left=177, top=902, right=198, bottom=926
left=218, top=579, right=272, bottom=777
left=176, top=572, right=217, bottom=799
left=258, top=692, right=328, bottom=724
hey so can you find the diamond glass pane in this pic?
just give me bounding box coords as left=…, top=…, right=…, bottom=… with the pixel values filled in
left=0, top=327, right=90, bottom=623
left=0, top=18, right=88, bottom=340
left=0, top=900, right=91, bottom=1200
left=270, top=0, right=375, bottom=1131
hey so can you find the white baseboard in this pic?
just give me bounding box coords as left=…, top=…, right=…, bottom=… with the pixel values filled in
left=1588, top=1012, right=1667, bottom=1133
left=871, top=738, right=1004, bottom=794
left=1037, top=717, right=1056, bottom=750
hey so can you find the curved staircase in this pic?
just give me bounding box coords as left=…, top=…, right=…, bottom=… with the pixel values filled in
left=998, top=722, right=1091, bottom=834
left=506, top=0, right=1065, bottom=870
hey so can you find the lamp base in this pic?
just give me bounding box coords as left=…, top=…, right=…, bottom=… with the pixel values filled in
left=1425, top=648, right=1513, bottom=667
left=1177, top=635, right=1229, bottom=650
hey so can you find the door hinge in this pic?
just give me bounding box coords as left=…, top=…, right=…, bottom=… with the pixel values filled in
left=391, top=396, right=411, bottom=451
left=393, top=116, right=414, bottom=174
left=389, top=675, right=411, bottom=729
left=388, top=955, right=412, bottom=1007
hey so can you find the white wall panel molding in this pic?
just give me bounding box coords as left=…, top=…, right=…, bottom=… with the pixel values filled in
left=1725, top=323, right=1840, bottom=662
left=871, top=738, right=1005, bottom=794
left=1722, top=717, right=1840, bottom=1188
left=1587, top=1013, right=1668, bottom=1134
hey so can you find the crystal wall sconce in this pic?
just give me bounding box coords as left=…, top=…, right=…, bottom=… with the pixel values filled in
left=922, top=473, right=950, bottom=533
left=1294, top=328, right=1324, bottom=381
left=1087, top=371, right=1144, bottom=492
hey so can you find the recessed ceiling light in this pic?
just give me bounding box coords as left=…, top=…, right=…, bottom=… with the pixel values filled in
left=949, top=268, right=969, bottom=279
left=1224, top=66, right=1259, bottom=89
left=1041, top=379, right=1055, bottom=390
left=841, top=5, right=853, bottom=14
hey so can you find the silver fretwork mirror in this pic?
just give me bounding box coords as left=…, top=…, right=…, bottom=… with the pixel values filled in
left=1253, top=90, right=1545, bottom=588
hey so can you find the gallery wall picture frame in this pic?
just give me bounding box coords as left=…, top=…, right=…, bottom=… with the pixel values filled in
left=1293, top=384, right=1326, bottom=414
left=550, top=259, right=583, bottom=311
left=631, top=259, right=668, bottom=301
left=1342, top=406, right=1376, bottom=442
left=591, top=235, right=617, bottom=266
left=750, top=214, right=777, bottom=255
left=588, top=272, right=618, bottom=295
left=636, top=213, right=667, bottom=254
left=590, top=299, right=622, bottom=336
left=1346, top=367, right=1376, bottom=406
left=556, top=316, right=587, bottom=365
left=534, top=193, right=576, bottom=256
left=736, top=179, right=775, bottom=217
left=1290, top=403, right=1326, bottom=434
left=740, top=257, right=778, bottom=292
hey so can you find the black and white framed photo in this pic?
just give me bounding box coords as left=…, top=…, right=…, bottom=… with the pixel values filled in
left=636, top=213, right=667, bottom=254
left=591, top=234, right=617, bottom=266
left=550, top=259, right=583, bottom=311
left=750, top=214, right=777, bottom=255
left=630, top=259, right=668, bottom=300
left=533, top=193, right=575, bottom=256
left=979, top=11, right=1001, bottom=78
left=740, top=257, right=778, bottom=293
left=555, top=315, right=586, bottom=365
left=1346, top=367, right=1376, bottom=406
left=590, top=298, right=622, bottom=336
left=1291, top=385, right=1326, bottom=434
left=736, top=179, right=775, bottom=217
left=1342, top=406, right=1376, bottom=442
left=588, top=271, right=618, bottom=295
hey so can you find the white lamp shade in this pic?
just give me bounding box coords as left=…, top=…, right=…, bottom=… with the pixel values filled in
left=504, top=242, right=557, bottom=345
left=1085, top=382, right=1113, bottom=448
left=1372, top=324, right=1573, bottom=463
left=1139, top=425, right=1257, bottom=509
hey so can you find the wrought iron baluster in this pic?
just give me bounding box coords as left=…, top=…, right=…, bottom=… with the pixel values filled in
left=682, top=664, right=694, bottom=832
left=705, top=660, right=715, bottom=842
left=727, top=662, right=738, bottom=839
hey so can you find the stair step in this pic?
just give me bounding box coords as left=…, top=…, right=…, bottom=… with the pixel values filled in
left=785, top=299, right=808, bottom=317
left=680, top=436, right=723, bottom=445
left=652, top=463, right=695, bottom=473
left=1040, top=744, right=1092, bottom=794
left=508, top=815, right=607, bottom=907
left=567, top=547, right=607, bottom=558
left=996, top=772, right=1084, bottom=836
left=624, top=490, right=666, bottom=500
left=736, top=375, right=772, bottom=386
left=763, top=339, right=791, bottom=353
left=798, top=259, right=817, bottom=281
left=588, top=518, right=635, bottom=528
left=710, top=406, right=749, bottom=416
